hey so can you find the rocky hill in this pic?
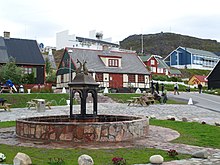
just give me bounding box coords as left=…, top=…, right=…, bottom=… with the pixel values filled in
left=120, top=32, right=220, bottom=57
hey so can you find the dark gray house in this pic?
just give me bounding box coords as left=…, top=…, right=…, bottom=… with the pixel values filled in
left=207, top=60, right=220, bottom=89
left=0, top=32, right=45, bottom=84
left=56, top=47, right=150, bottom=91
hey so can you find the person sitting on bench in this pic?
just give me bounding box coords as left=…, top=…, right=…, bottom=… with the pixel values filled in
left=153, top=91, right=162, bottom=103
left=0, top=98, right=7, bottom=105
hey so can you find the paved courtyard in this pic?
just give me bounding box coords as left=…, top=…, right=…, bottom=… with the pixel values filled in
left=0, top=103, right=220, bottom=164
left=1, top=103, right=219, bottom=125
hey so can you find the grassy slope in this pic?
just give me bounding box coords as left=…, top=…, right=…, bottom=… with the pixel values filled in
left=150, top=119, right=220, bottom=149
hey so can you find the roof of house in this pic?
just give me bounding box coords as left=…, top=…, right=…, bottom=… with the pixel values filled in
left=191, top=75, right=207, bottom=82
left=207, top=59, right=220, bottom=79
left=67, top=48, right=150, bottom=75
left=157, top=57, right=169, bottom=69
left=0, top=37, right=45, bottom=65
left=169, top=69, right=182, bottom=75
left=76, top=37, right=119, bottom=47
left=181, top=46, right=219, bottom=58
left=139, top=55, right=151, bottom=62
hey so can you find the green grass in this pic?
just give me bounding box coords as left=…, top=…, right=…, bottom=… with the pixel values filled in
left=0, top=93, right=72, bottom=108
left=106, top=93, right=186, bottom=104
left=150, top=119, right=220, bottom=149
left=0, top=121, right=16, bottom=128
left=0, top=144, right=190, bottom=165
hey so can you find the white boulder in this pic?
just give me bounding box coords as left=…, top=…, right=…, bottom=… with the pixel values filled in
left=13, top=152, right=32, bottom=165
left=166, top=115, right=176, bottom=121
left=78, top=154, right=94, bottom=165
left=149, top=155, right=164, bottom=164
left=0, top=153, right=6, bottom=162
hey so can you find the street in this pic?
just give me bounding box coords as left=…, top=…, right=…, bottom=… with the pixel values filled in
left=168, top=92, right=220, bottom=113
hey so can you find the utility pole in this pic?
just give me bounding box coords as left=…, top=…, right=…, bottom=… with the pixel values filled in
left=141, top=34, right=144, bottom=54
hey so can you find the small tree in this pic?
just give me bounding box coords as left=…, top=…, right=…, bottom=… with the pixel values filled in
left=0, top=57, right=22, bottom=84
left=45, top=57, right=52, bottom=75
left=45, top=57, right=56, bottom=84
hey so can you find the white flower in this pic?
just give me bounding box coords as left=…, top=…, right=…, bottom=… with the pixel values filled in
left=0, top=153, right=6, bottom=162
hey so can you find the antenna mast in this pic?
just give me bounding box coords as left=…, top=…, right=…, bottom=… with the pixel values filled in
left=141, top=34, right=144, bottom=54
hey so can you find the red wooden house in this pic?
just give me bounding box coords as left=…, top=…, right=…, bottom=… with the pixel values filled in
left=140, top=55, right=181, bottom=77
left=56, top=47, right=151, bottom=91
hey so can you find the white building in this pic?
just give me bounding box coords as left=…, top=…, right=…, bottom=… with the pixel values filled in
left=56, top=30, right=119, bottom=50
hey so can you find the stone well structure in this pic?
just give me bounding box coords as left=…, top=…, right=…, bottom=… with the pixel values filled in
left=16, top=60, right=149, bottom=143
left=16, top=115, right=149, bottom=142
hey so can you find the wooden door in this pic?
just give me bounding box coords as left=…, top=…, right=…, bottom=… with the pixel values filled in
left=109, top=74, right=123, bottom=88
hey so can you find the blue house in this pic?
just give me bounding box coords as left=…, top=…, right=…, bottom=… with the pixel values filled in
left=164, top=46, right=219, bottom=70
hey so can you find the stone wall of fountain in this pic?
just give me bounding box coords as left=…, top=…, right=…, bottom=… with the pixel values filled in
left=16, top=115, right=149, bottom=143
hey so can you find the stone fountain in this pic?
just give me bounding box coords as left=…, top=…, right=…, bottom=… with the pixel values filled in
left=16, top=60, right=149, bottom=143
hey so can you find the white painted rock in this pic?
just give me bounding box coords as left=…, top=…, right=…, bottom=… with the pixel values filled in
left=166, top=115, right=176, bottom=120
left=215, top=122, right=220, bottom=126
left=149, top=155, right=164, bottom=164
left=78, top=154, right=94, bottom=165
left=192, top=150, right=208, bottom=159
left=150, top=115, right=156, bottom=119
left=0, top=153, right=6, bottom=162
left=13, top=152, right=32, bottom=165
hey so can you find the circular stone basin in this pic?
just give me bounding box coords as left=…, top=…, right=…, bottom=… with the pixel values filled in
left=16, top=115, right=149, bottom=143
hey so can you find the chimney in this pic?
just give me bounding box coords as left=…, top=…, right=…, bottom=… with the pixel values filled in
left=3, top=31, right=10, bottom=39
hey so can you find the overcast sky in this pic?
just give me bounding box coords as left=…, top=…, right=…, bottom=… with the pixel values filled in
left=1, top=0, right=220, bottom=47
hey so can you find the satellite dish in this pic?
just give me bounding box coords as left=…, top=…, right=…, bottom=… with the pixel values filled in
left=96, top=32, right=103, bottom=40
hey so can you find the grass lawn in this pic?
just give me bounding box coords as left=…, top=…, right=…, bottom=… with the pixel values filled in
left=0, top=93, right=71, bottom=108
left=106, top=93, right=186, bottom=104
left=0, top=145, right=190, bottom=165
left=150, top=119, right=220, bottom=149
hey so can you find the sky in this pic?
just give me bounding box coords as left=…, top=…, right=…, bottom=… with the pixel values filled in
left=1, top=0, right=220, bottom=47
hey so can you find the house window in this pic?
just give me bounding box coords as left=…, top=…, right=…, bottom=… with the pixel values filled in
left=23, top=67, right=32, bottom=74
left=108, top=59, right=119, bottom=67
left=158, top=68, right=163, bottom=73
left=151, top=67, right=156, bottom=73
left=138, top=75, right=145, bottom=83
left=151, top=60, right=155, bottom=65
left=128, top=74, right=135, bottom=83
left=95, top=73, right=103, bottom=82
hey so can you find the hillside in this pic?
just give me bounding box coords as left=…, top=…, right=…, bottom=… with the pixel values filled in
left=120, top=32, right=220, bottom=57
left=179, top=69, right=211, bottom=78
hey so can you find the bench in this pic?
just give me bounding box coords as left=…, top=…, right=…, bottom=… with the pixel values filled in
left=0, top=103, right=12, bottom=112
left=0, top=86, right=13, bottom=94
left=26, top=100, right=52, bottom=110
left=127, top=99, right=135, bottom=106
left=26, top=100, right=37, bottom=109
left=45, top=101, right=52, bottom=109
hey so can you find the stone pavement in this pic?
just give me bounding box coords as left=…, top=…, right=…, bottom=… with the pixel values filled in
left=0, top=103, right=220, bottom=164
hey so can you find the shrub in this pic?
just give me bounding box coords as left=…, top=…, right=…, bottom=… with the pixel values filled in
left=112, top=157, right=126, bottom=165
left=167, top=149, right=178, bottom=157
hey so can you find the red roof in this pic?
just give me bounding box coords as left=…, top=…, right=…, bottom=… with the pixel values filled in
left=194, top=75, right=207, bottom=82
